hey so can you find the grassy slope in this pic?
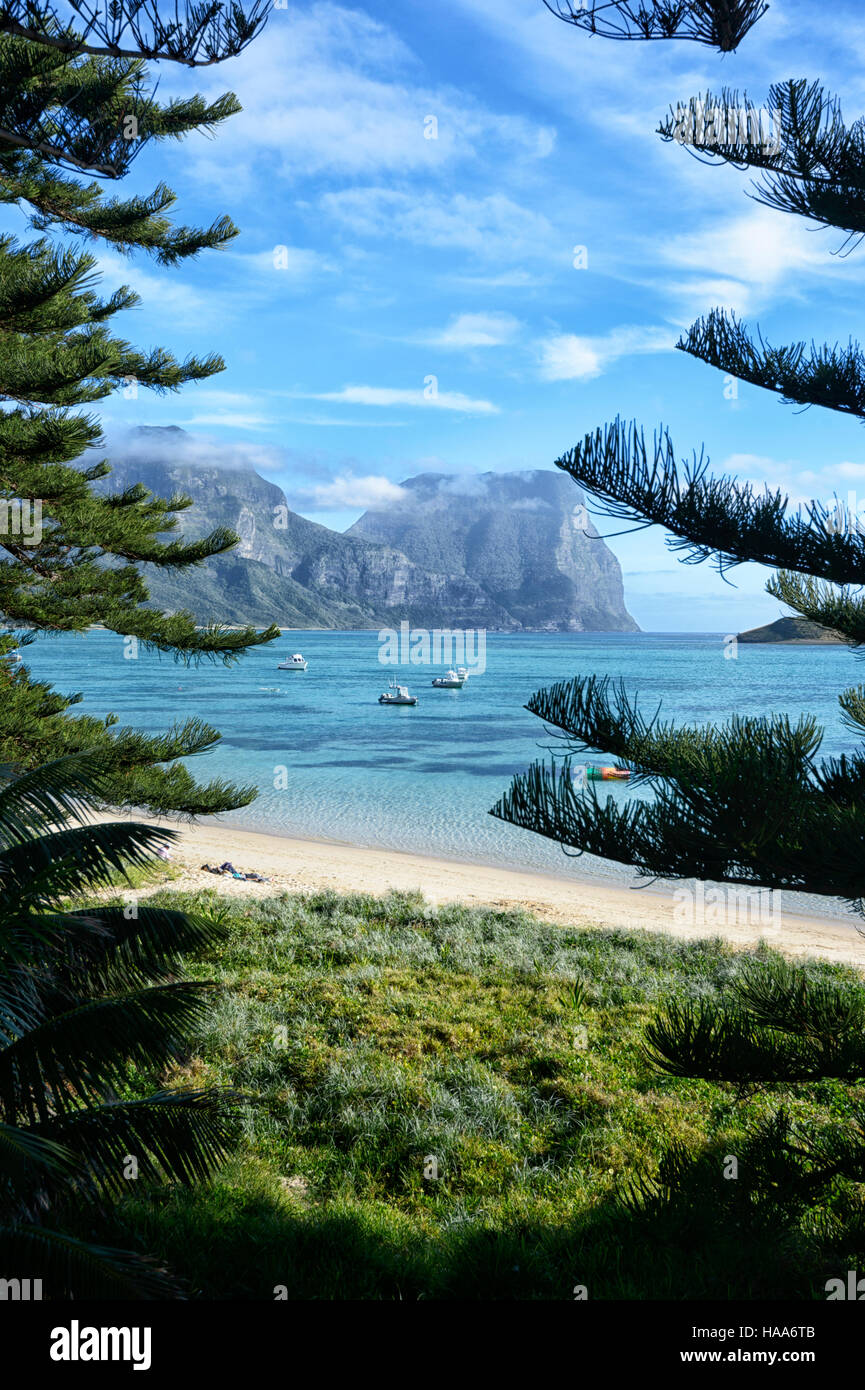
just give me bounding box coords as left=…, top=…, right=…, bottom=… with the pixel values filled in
left=85, top=889, right=865, bottom=1300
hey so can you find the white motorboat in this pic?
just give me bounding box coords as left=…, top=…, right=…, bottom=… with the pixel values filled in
left=379, top=682, right=418, bottom=706
left=277, top=653, right=307, bottom=670
left=431, top=668, right=468, bottom=688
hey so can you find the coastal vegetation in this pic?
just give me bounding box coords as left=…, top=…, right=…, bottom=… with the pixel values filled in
left=0, top=0, right=273, bottom=1300
left=0, top=755, right=239, bottom=1296
left=3, top=0, right=865, bottom=1309
left=0, top=1, right=276, bottom=814
left=54, top=882, right=865, bottom=1299
left=493, top=0, right=865, bottom=1276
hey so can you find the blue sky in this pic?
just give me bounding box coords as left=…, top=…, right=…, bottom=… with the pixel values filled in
left=59, top=0, right=865, bottom=629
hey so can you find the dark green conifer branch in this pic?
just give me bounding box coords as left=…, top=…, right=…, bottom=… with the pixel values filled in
left=659, top=80, right=865, bottom=244
left=529, top=0, right=865, bottom=1245
left=542, top=0, right=768, bottom=51
left=766, top=571, right=865, bottom=647
left=554, top=417, right=865, bottom=582
left=0, top=0, right=270, bottom=66
left=0, top=9, right=278, bottom=813
left=678, top=308, right=865, bottom=421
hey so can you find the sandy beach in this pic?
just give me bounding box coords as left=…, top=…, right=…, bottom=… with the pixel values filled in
left=98, top=813, right=865, bottom=968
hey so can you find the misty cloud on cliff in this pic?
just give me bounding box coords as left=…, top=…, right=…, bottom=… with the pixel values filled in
left=99, top=426, right=290, bottom=477
left=297, top=472, right=409, bottom=510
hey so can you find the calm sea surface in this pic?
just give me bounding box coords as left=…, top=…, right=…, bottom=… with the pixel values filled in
left=21, top=629, right=862, bottom=923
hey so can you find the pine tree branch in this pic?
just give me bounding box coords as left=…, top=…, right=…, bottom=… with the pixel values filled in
left=492, top=752, right=865, bottom=907
left=644, top=959, right=865, bottom=1083
left=555, top=417, right=865, bottom=581
left=659, top=80, right=865, bottom=245
left=0, top=31, right=243, bottom=177
left=490, top=675, right=865, bottom=908
left=0, top=1, right=270, bottom=67
left=644, top=997, right=865, bottom=1082
left=767, top=571, right=865, bottom=646
left=542, top=0, right=767, bottom=51
left=5, top=169, right=241, bottom=261
left=678, top=308, right=865, bottom=421
left=838, top=685, right=865, bottom=738
left=0, top=121, right=121, bottom=174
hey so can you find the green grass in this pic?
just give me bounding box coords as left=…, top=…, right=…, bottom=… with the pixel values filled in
left=73, top=888, right=865, bottom=1299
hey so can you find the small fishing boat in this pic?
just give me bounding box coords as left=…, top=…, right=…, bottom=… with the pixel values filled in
left=431, top=668, right=468, bottom=688
left=277, top=653, right=307, bottom=670
left=379, top=682, right=418, bottom=706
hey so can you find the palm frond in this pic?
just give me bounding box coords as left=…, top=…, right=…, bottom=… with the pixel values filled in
left=38, top=1088, right=244, bottom=1196
left=0, top=983, right=217, bottom=1122
left=0, top=1223, right=186, bottom=1299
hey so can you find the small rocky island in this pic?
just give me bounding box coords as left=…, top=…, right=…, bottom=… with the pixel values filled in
left=737, top=617, right=844, bottom=644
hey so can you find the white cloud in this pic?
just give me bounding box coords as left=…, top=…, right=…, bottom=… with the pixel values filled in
left=279, top=415, right=409, bottom=428
left=320, top=188, right=554, bottom=261
left=538, top=325, right=673, bottom=381
left=448, top=269, right=546, bottom=289
left=95, top=251, right=207, bottom=326
left=303, top=472, right=409, bottom=508
left=718, top=452, right=865, bottom=512
left=657, top=206, right=846, bottom=318
left=297, top=384, right=499, bottom=414
left=181, top=3, right=555, bottom=189
left=423, top=312, right=521, bottom=348
left=183, top=389, right=259, bottom=407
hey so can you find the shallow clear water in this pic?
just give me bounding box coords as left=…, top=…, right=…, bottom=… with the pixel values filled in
left=20, top=629, right=862, bottom=923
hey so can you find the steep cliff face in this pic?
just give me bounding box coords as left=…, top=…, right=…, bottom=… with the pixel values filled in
left=348, top=469, right=637, bottom=632
left=97, top=430, right=637, bottom=631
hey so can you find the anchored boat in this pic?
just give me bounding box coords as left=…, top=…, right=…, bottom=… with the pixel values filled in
left=431, top=667, right=468, bottom=688
left=379, top=682, right=418, bottom=706
left=277, top=653, right=308, bottom=670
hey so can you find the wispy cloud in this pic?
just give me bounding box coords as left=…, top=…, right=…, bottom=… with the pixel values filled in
left=538, top=325, right=673, bottom=381
left=720, top=451, right=865, bottom=511
left=295, top=384, right=499, bottom=414
left=656, top=206, right=848, bottom=319
left=180, top=3, right=555, bottom=191
left=182, top=412, right=273, bottom=430
left=102, top=427, right=288, bottom=474
left=95, top=251, right=207, bottom=327
left=320, top=188, right=554, bottom=261
left=421, top=312, right=521, bottom=348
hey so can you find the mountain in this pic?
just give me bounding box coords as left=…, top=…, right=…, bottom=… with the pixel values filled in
left=348, top=469, right=637, bottom=632
left=737, top=617, right=844, bottom=644
left=96, top=428, right=637, bottom=631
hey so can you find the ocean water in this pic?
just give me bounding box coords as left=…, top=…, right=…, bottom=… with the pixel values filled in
left=19, top=628, right=863, bottom=922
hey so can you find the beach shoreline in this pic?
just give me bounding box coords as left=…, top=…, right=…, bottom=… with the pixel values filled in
left=99, top=812, right=865, bottom=967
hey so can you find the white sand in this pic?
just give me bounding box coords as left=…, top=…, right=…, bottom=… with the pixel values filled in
left=96, top=813, right=865, bottom=968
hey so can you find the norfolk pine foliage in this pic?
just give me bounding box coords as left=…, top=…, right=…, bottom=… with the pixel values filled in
left=0, top=0, right=278, bottom=814
left=493, top=1, right=865, bottom=1229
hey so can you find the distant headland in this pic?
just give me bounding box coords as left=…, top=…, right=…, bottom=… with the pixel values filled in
left=737, top=617, right=844, bottom=645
